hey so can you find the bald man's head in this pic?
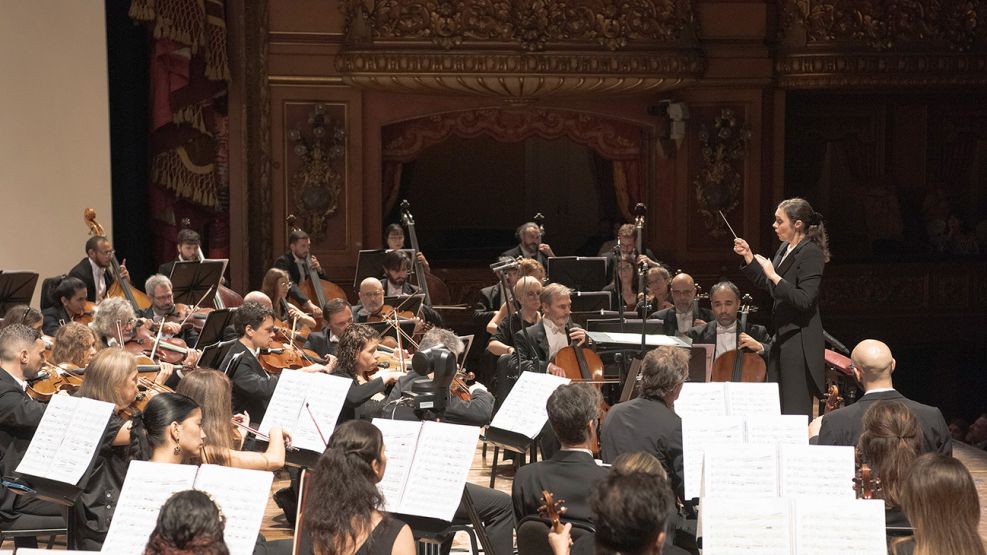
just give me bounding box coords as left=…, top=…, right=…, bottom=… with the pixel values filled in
left=670, top=273, right=697, bottom=312
left=242, top=291, right=273, bottom=308
left=850, top=339, right=896, bottom=388
left=359, top=277, right=385, bottom=313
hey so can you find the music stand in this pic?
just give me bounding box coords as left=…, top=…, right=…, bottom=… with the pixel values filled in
left=547, top=256, right=608, bottom=291
left=0, top=271, right=39, bottom=315
left=570, top=291, right=611, bottom=313
left=168, top=260, right=227, bottom=306
left=586, top=318, right=665, bottom=335
left=690, top=344, right=714, bottom=383
left=198, top=339, right=239, bottom=371
left=383, top=293, right=424, bottom=315
left=193, top=308, right=234, bottom=350
left=353, top=249, right=415, bottom=288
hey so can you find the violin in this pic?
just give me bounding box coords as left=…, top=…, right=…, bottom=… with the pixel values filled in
left=449, top=370, right=475, bottom=401
left=853, top=448, right=882, bottom=500
left=118, top=376, right=175, bottom=419
left=71, top=301, right=97, bottom=325
left=165, top=303, right=212, bottom=332
left=123, top=322, right=193, bottom=365
left=26, top=362, right=85, bottom=402
left=709, top=295, right=768, bottom=383
left=257, top=343, right=327, bottom=375
left=84, top=208, right=151, bottom=311
left=538, top=490, right=567, bottom=533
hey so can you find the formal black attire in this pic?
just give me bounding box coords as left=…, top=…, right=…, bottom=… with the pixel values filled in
left=508, top=320, right=553, bottom=376
left=489, top=313, right=537, bottom=351
left=68, top=258, right=114, bottom=303
left=600, top=396, right=684, bottom=498
left=0, top=368, right=62, bottom=546
left=648, top=306, right=715, bottom=337
left=817, top=389, right=952, bottom=456
left=296, top=515, right=408, bottom=555
left=473, top=284, right=503, bottom=328
left=512, top=450, right=609, bottom=528
left=603, top=283, right=637, bottom=313
left=332, top=369, right=389, bottom=424
left=686, top=321, right=772, bottom=363
left=137, top=306, right=200, bottom=348
left=273, top=252, right=326, bottom=306
left=741, top=239, right=825, bottom=416
left=499, top=245, right=550, bottom=269
left=221, top=341, right=279, bottom=425
left=41, top=305, right=71, bottom=336
left=303, top=330, right=337, bottom=359
left=603, top=247, right=658, bottom=283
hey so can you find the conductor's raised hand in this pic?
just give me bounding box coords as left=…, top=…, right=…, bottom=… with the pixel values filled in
left=733, top=238, right=754, bottom=264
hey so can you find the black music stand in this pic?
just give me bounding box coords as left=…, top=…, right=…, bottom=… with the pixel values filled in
left=383, top=293, right=424, bottom=314
left=352, top=249, right=415, bottom=288
left=193, top=308, right=234, bottom=350
left=569, top=291, right=611, bottom=313
left=547, top=257, right=608, bottom=291
left=198, top=339, right=239, bottom=371
left=0, top=271, right=39, bottom=315
left=168, top=260, right=227, bottom=306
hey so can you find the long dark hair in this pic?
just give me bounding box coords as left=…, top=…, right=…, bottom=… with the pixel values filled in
left=857, top=401, right=920, bottom=509
left=778, top=197, right=831, bottom=262
left=898, top=453, right=986, bottom=555
left=306, top=420, right=386, bottom=555
left=144, top=490, right=229, bottom=555
left=143, top=393, right=201, bottom=449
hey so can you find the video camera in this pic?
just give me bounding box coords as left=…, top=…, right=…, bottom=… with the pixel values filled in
left=401, top=347, right=458, bottom=419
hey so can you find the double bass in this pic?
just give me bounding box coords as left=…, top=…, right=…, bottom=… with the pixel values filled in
left=399, top=200, right=451, bottom=307
left=285, top=215, right=348, bottom=323
left=709, top=295, right=767, bottom=383
left=84, top=208, right=151, bottom=311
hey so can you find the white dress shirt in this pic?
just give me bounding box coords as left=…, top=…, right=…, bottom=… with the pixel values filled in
left=544, top=319, right=569, bottom=361
left=675, top=310, right=693, bottom=334
left=89, top=258, right=107, bottom=301
left=714, top=322, right=737, bottom=359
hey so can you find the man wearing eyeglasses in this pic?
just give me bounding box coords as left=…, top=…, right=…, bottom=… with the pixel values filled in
left=68, top=235, right=130, bottom=303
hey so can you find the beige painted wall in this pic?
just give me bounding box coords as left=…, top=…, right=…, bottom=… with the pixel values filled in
left=0, top=1, right=113, bottom=307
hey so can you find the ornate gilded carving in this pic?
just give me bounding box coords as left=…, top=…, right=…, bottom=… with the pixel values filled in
left=693, top=109, right=750, bottom=237
left=776, top=52, right=987, bottom=88
left=287, top=105, right=347, bottom=241
left=337, top=0, right=703, bottom=97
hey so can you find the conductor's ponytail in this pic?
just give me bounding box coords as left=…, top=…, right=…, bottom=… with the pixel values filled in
left=778, top=198, right=831, bottom=263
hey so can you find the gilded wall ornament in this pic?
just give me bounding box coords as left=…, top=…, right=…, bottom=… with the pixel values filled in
left=288, top=104, right=346, bottom=241
left=694, top=109, right=750, bottom=237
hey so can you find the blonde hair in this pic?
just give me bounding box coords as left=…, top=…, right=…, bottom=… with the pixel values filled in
left=176, top=369, right=239, bottom=466
left=51, top=322, right=97, bottom=368
left=612, top=452, right=668, bottom=480
left=78, top=348, right=137, bottom=407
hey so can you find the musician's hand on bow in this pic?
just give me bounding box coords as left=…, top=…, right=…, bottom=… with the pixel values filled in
left=416, top=252, right=431, bottom=273
left=183, top=349, right=201, bottom=369
left=568, top=327, right=587, bottom=346
left=279, top=427, right=293, bottom=449
left=162, top=322, right=182, bottom=335
left=733, top=238, right=754, bottom=264
left=692, top=318, right=708, bottom=327
left=539, top=243, right=556, bottom=258
left=232, top=412, right=250, bottom=428
left=738, top=332, right=764, bottom=354
left=547, top=363, right=567, bottom=377
left=309, top=255, right=322, bottom=274
left=753, top=254, right=780, bottom=283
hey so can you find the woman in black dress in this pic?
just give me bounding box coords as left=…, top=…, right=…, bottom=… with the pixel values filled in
left=733, top=197, right=830, bottom=416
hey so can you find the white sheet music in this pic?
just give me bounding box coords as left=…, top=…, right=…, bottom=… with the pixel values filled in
left=701, top=443, right=779, bottom=498
left=793, top=498, right=887, bottom=555
left=745, top=415, right=809, bottom=446
left=194, top=464, right=274, bottom=555
left=101, top=462, right=199, bottom=554
left=700, top=497, right=792, bottom=555
left=15, top=395, right=114, bottom=484
left=779, top=444, right=856, bottom=499
left=373, top=419, right=424, bottom=512
left=489, top=372, right=570, bottom=439
left=257, top=370, right=351, bottom=452
left=396, top=421, right=480, bottom=521
left=724, top=382, right=780, bottom=416
left=682, top=416, right=746, bottom=499
left=675, top=382, right=727, bottom=418
left=16, top=550, right=95, bottom=554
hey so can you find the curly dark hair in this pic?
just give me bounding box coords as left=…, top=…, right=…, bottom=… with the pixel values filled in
left=305, top=420, right=387, bottom=555
left=334, top=324, right=380, bottom=379
left=143, top=489, right=229, bottom=555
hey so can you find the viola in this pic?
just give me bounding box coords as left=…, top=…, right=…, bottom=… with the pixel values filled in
left=709, top=295, right=767, bottom=383
left=274, top=320, right=311, bottom=350
left=165, top=303, right=213, bottom=332
left=450, top=370, right=475, bottom=402
left=538, top=491, right=567, bottom=534
left=123, top=323, right=192, bottom=365
left=257, top=343, right=327, bottom=375
left=118, top=376, right=175, bottom=419
left=71, top=301, right=97, bottom=325
left=853, top=448, right=882, bottom=500
left=26, top=362, right=85, bottom=402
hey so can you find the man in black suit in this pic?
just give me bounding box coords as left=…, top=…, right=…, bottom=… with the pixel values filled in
left=649, top=272, right=713, bottom=336
left=513, top=383, right=609, bottom=528
left=603, top=223, right=662, bottom=283
left=0, top=324, right=63, bottom=547
left=272, top=229, right=324, bottom=319
left=303, top=298, right=352, bottom=359
left=41, top=276, right=88, bottom=336
left=68, top=235, right=129, bottom=303
left=158, top=228, right=202, bottom=278
left=140, top=274, right=200, bottom=354
left=509, top=283, right=589, bottom=377
left=686, top=281, right=771, bottom=364
left=473, top=257, right=518, bottom=328
left=817, top=339, right=952, bottom=455
left=380, top=250, right=418, bottom=297
left=500, top=221, right=555, bottom=268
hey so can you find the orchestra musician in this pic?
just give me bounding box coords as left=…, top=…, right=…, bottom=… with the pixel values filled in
left=381, top=250, right=417, bottom=297
left=486, top=276, right=542, bottom=357
left=474, top=256, right=518, bottom=328
left=261, top=268, right=317, bottom=330
left=603, top=256, right=639, bottom=313
left=0, top=324, right=62, bottom=549
left=41, top=276, right=88, bottom=335
left=509, top=283, right=590, bottom=378
left=90, top=297, right=139, bottom=348
left=500, top=221, right=555, bottom=268
left=68, top=235, right=130, bottom=303
left=354, top=277, right=386, bottom=323
left=733, top=197, right=829, bottom=417
left=385, top=222, right=431, bottom=273
left=1, top=306, right=43, bottom=333
left=50, top=321, right=98, bottom=369
left=304, top=298, right=353, bottom=359
left=603, top=223, right=660, bottom=283
left=857, top=401, right=922, bottom=531
left=485, top=259, right=546, bottom=334
left=144, top=490, right=229, bottom=555
left=686, top=281, right=770, bottom=362
left=648, top=273, right=712, bottom=337
left=141, top=274, right=201, bottom=352
left=273, top=229, right=325, bottom=320
left=330, top=324, right=403, bottom=423
left=641, top=266, right=674, bottom=312
left=157, top=227, right=201, bottom=277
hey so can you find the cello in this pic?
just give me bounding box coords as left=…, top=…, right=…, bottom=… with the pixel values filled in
left=709, top=295, right=767, bottom=383
left=83, top=208, right=151, bottom=311
left=286, top=215, right=348, bottom=323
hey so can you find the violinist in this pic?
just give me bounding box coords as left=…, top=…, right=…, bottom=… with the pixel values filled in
left=140, top=274, right=200, bottom=350
left=73, top=348, right=148, bottom=550
left=157, top=227, right=201, bottom=277
left=686, top=281, right=770, bottom=362
left=602, top=256, right=639, bottom=313
left=41, top=276, right=88, bottom=335
left=648, top=273, right=712, bottom=336
left=304, top=298, right=353, bottom=359
left=385, top=222, right=431, bottom=273
left=603, top=223, right=660, bottom=283
left=641, top=266, right=674, bottom=312
left=354, top=277, right=386, bottom=323
left=500, top=221, right=554, bottom=268
left=510, top=283, right=590, bottom=378
left=474, top=256, right=519, bottom=328
left=273, top=229, right=325, bottom=320
left=1, top=305, right=43, bottom=332
left=486, top=276, right=542, bottom=357
left=331, top=324, right=403, bottom=423
left=91, top=297, right=139, bottom=348
left=261, top=268, right=317, bottom=330
left=50, top=321, right=98, bottom=369
left=68, top=235, right=130, bottom=303
left=0, top=324, right=62, bottom=549
left=484, top=259, right=546, bottom=333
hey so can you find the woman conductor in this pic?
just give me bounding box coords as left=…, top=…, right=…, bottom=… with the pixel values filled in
left=733, top=198, right=830, bottom=416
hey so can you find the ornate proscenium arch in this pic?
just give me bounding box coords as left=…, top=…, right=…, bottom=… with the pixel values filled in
left=381, top=107, right=648, bottom=219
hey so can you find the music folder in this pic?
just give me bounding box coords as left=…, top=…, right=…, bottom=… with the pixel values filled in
left=353, top=249, right=415, bottom=288
left=168, top=259, right=227, bottom=306
left=0, top=270, right=39, bottom=315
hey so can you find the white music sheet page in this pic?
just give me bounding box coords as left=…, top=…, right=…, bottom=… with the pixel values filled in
left=396, top=421, right=480, bottom=521
left=724, top=382, right=781, bottom=416
left=101, top=461, right=198, bottom=554
left=674, top=382, right=727, bottom=418
left=682, top=416, right=746, bottom=500
left=489, top=372, right=570, bottom=439
left=793, top=497, right=887, bottom=555
left=194, top=464, right=274, bottom=555
left=701, top=443, right=779, bottom=498
left=699, top=497, right=792, bottom=555
left=745, top=415, right=809, bottom=446
left=16, top=395, right=114, bottom=485
left=779, top=444, right=856, bottom=499
left=257, top=370, right=350, bottom=452
left=372, top=419, right=424, bottom=513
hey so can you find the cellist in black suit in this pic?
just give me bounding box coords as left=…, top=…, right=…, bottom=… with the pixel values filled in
left=734, top=198, right=829, bottom=417
left=686, top=281, right=772, bottom=363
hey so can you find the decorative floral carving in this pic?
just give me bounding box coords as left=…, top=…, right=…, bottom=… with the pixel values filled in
left=287, top=105, right=347, bottom=241
left=693, top=109, right=751, bottom=237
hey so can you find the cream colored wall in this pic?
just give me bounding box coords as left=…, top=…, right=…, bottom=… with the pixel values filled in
left=0, top=1, right=113, bottom=307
